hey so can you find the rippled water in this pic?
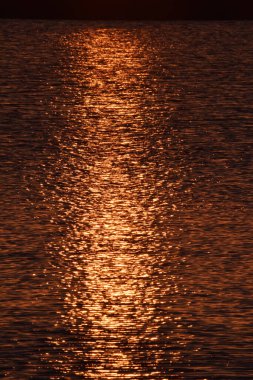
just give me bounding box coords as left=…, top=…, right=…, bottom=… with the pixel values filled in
left=0, top=20, right=253, bottom=379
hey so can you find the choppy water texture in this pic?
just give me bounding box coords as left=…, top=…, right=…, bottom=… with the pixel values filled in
left=0, top=20, right=253, bottom=379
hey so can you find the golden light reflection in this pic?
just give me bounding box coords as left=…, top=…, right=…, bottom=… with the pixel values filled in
left=43, top=26, right=192, bottom=379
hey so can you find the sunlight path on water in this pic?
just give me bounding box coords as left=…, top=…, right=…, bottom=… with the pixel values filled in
left=43, top=27, right=190, bottom=379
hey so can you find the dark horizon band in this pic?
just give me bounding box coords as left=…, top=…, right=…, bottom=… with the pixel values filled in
left=1, top=0, right=253, bottom=20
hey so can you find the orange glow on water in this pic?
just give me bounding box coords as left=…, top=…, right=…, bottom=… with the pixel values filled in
left=42, top=28, right=190, bottom=378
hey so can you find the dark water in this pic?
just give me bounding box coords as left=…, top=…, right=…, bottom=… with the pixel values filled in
left=0, top=20, right=253, bottom=379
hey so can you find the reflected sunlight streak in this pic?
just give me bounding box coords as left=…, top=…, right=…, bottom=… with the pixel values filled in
left=44, top=27, right=191, bottom=379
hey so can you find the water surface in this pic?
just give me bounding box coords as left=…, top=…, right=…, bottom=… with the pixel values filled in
left=0, top=20, right=253, bottom=379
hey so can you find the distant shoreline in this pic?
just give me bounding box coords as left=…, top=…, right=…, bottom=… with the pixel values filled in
left=1, top=0, right=253, bottom=21
left=1, top=17, right=253, bottom=21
